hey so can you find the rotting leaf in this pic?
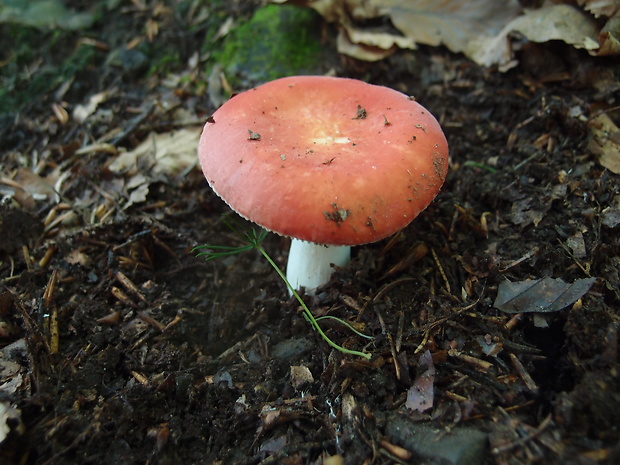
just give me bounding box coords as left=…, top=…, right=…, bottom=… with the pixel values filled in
left=494, top=277, right=597, bottom=314
left=601, top=206, right=620, bottom=228
left=405, top=350, right=435, bottom=413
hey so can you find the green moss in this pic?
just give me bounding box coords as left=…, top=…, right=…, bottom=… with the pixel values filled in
left=210, top=4, right=325, bottom=87
left=0, top=25, right=97, bottom=114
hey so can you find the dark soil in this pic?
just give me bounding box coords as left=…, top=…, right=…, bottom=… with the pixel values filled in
left=1, top=2, right=619, bottom=465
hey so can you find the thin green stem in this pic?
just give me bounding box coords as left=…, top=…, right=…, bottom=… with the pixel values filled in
left=193, top=226, right=372, bottom=359
left=255, top=243, right=371, bottom=360
left=314, top=315, right=373, bottom=339
left=462, top=160, right=497, bottom=173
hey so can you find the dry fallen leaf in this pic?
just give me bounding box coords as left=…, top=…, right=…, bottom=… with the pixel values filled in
left=597, top=13, right=620, bottom=55
left=290, top=365, right=314, bottom=390
left=73, top=90, right=116, bottom=123
left=122, top=173, right=150, bottom=210
left=578, top=0, right=620, bottom=18
left=494, top=277, right=597, bottom=314
left=375, top=0, right=522, bottom=54
left=470, top=3, right=600, bottom=68
left=336, top=31, right=399, bottom=61
left=587, top=113, right=620, bottom=174
left=0, top=402, right=23, bottom=444
left=272, top=0, right=619, bottom=66
left=508, top=4, right=600, bottom=51
left=272, top=0, right=521, bottom=64
left=108, top=128, right=201, bottom=176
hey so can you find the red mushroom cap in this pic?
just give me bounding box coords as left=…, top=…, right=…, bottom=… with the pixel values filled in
left=198, top=75, right=449, bottom=246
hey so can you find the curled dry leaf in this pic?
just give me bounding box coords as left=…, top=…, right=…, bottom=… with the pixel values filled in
left=494, top=277, right=597, bottom=314
left=73, top=90, right=115, bottom=123
left=507, top=4, right=599, bottom=51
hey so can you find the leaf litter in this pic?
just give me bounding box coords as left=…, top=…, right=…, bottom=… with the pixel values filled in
left=494, top=277, right=597, bottom=313
left=0, top=1, right=619, bottom=464
left=276, top=0, right=620, bottom=67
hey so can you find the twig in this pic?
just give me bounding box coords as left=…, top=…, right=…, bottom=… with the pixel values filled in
left=510, top=353, right=539, bottom=393
left=431, top=248, right=450, bottom=293
left=491, top=414, right=553, bottom=455
left=110, top=102, right=155, bottom=145
left=114, top=270, right=147, bottom=302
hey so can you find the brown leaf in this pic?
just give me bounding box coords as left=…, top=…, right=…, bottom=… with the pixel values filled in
left=587, top=113, right=620, bottom=174
left=597, top=14, right=620, bottom=57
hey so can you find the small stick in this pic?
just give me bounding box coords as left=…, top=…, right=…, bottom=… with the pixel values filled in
left=38, top=246, right=57, bottom=268
left=139, top=312, right=166, bottom=332
left=162, top=312, right=184, bottom=332
left=111, top=286, right=138, bottom=308
left=431, top=248, right=450, bottom=293
left=499, top=247, right=539, bottom=272
left=491, top=414, right=552, bottom=455
left=510, top=353, right=538, bottom=393
left=376, top=310, right=401, bottom=380
left=380, top=439, right=412, bottom=460
left=395, top=310, right=404, bottom=353
left=449, top=350, right=493, bottom=371
left=50, top=305, right=59, bottom=354
left=43, top=269, right=59, bottom=309
left=505, top=313, right=523, bottom=331
left=114, top=270, right=146, bottom=302
left=413, top=329, right=432, bottom=355
left=131, top=370, right=150, bottom=386
left=372, top=277, right=417, bottom=302
left=22, top=246, right=33, bottom=271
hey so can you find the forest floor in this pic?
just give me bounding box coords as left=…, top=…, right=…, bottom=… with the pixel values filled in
left=0, top=1, right=619, bottom=465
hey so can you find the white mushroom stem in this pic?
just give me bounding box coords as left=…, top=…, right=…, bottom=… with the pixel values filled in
left=286, top=238, right=350, bottom=295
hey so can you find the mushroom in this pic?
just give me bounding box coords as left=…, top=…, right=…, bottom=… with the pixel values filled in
left=198, top=75, right=449, bottom=294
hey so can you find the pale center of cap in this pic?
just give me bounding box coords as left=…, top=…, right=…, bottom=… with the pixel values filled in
left=311, top=136, right=351, bottom=145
